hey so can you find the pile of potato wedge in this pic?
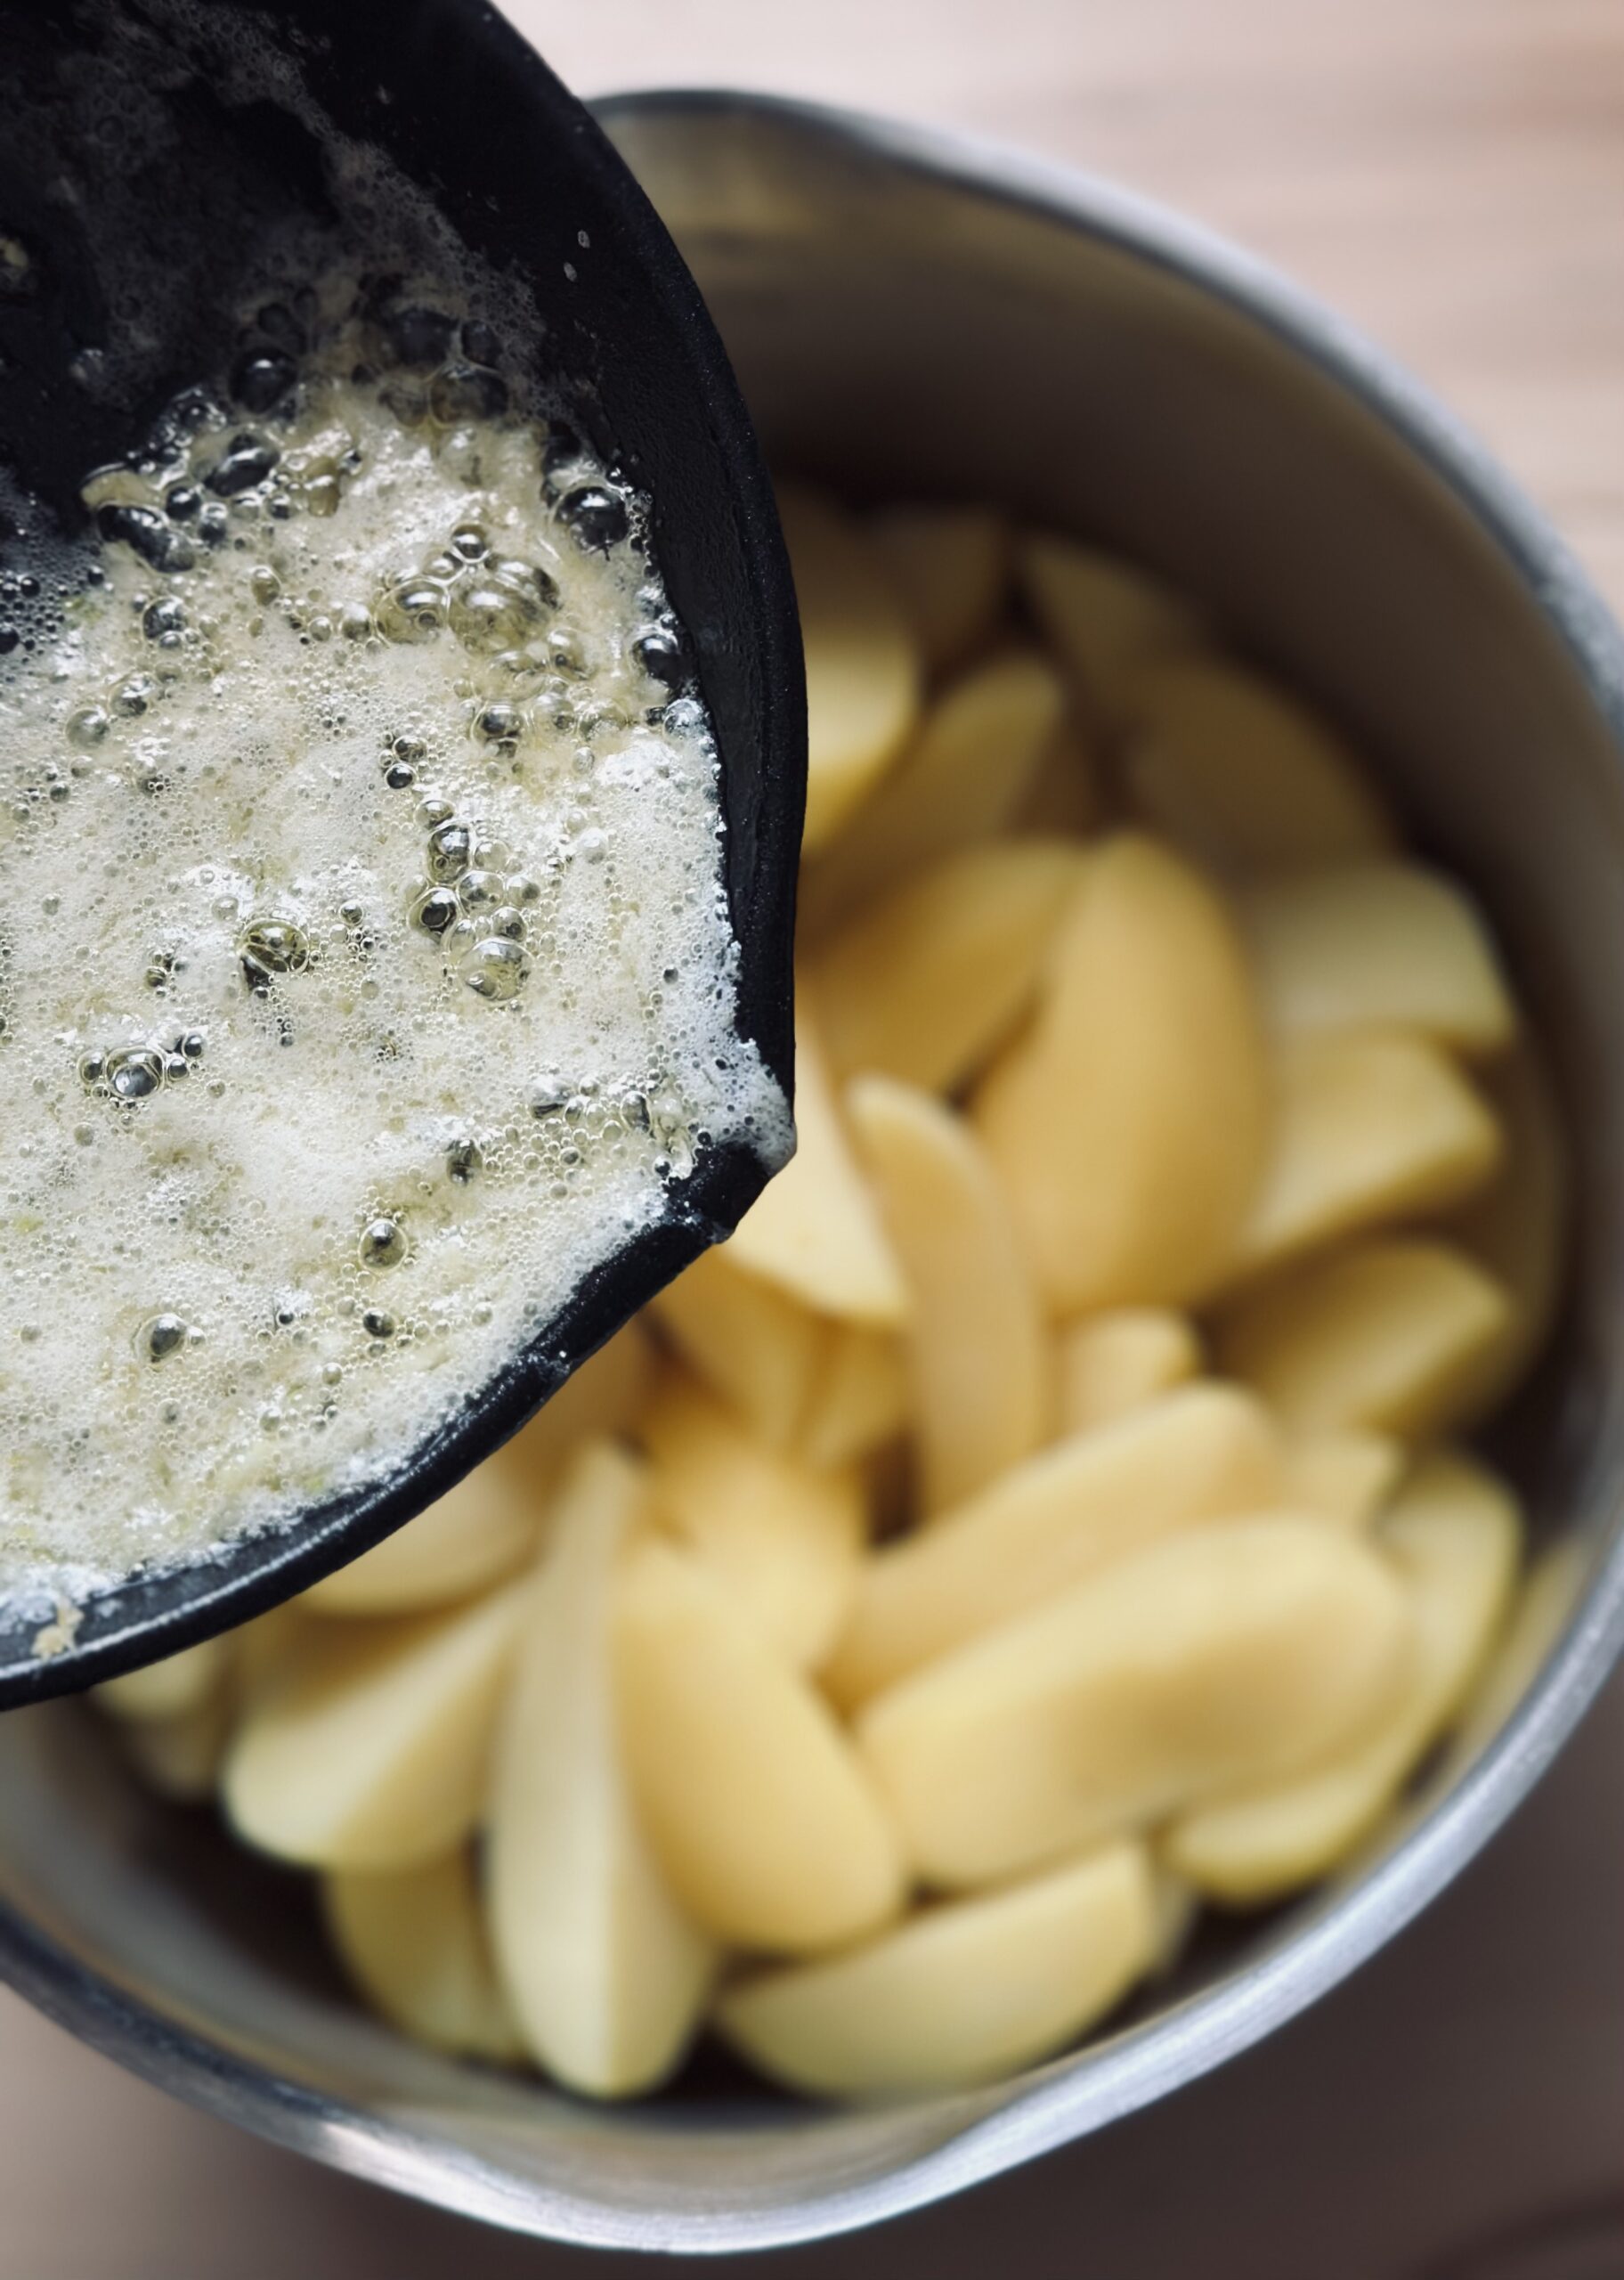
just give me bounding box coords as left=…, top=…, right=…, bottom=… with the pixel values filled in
left=93, top=484, right=1567, bottom=2106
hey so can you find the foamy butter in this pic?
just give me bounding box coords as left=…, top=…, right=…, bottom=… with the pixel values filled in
left=0, top=294, right=785, bottom=1621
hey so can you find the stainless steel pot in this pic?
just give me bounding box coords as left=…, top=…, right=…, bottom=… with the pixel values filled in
left=4, top=88, right=1624, bottom=2256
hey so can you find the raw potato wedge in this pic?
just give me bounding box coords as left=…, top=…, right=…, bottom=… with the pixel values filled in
left=325, top=1852, right=524, bottom=2063
left=1123, top=656, right=1394, bottom=875
left=306, top=1323, right=653, bottom=1616
left=117, top=1687, right=236, bottom=1803
left=867, top=502, right=1011, bottom=675
left=1055, top=1309, right=1201, bottom=1437
left=1228, top=1030, right=1502, bottom=1283
left=799, top=1326, right=910, bottom=1470
left=727, top=993, right=909, bottom=1327
left=652, top=1244, right=828, bottom=1451
left=1244, top=860, right=1515, bottom=1054
left=1019, top=715, right=1105, bottom=839
left=641, top=1367, right=865, bottom=1672
left=1282, top=1430, right=1406, bottom=1532
left=779, top=484, right=922, bottom=851
left=824, top=1383, right=1285, bottom=1708
left=93, top=1634, right=232, bottom=1723
left=717, top=1840, right=1154, bottom=2098
left=614, top=1538, right=905, bottom=1951
left=1446, top=1038, right=1570, bottom=1422
left=800, top=651, right=1066, bottom=940
left=1017, top=532, right=1205, bottom=730
left=1163, top=1451, right=1520, bottom=1903
left=849, top=1076, right=1050, bottom=1515
left=814, top=838, right=1087, bottom=1096
left=1216, top=1237, right=1513, bottom=1437
left=974, top=834, right=1270, bottom=1312
left=487, top=1445, right=715, bottom=2097
left=223, top=1582, right=524, bottom=1870
left=858, top=1516, right=1412, bottom=1889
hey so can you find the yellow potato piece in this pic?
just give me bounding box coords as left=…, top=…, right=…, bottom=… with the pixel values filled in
left=641, top=1366, right=865, bottom=1672
left=849, top=1076, right=1050, bottom=1516
left=798, top=1325, right=909, bottom=1470
left=615, top=1538, right=905, bottom=1952
left=1164, top=1451, right=1520, bottom=1903
left=974, top=833, right=1269, bottom=1312
left=1446, top=1037, right=1570, bottom=1422
left=223, top=1583, right=524, bottom=1871
left=726, top=992, right=909, bottom=1327
left=858, top=1515, right=1412, bottom=1889
left=1217, top=1237, right=1512, bottom=1437
left=93, top=1633, right=232, bottom=1723
left=1018, top=714, right=1105, bottom=839
left=1017, top=532, right=1205, bottom=730
left=800, top=650, right=1066, bottom=940
left=824, top=1382, right=1285, bottom=1708
left=306, top=1322, right=653, bottom=1616
left=651, top=1243, right=828, bottom=1450
left=814, top=838, right=1087, bottom=1096
left=779, top=484, right=922, bottom=851
left=325, top=1851, right=524, bottom=2063
left=1123, top=656, right=1394, bottom=875
left=1055, top=1309, right=1201, bottom=1437
left=717, top=1840, right=1154, bottom=2099
left=486, top=1445, right=715, bottom=2097
left=867, top=501, right=1011, bottom=676
left=117, top=1687, right=236, bottom=1804
left=1282, top=1430, right=1406, bottom=1532
left=1148, top=1869, right=1201, bottom=1981
left=1244, top=860, right=1515, bottom=1055
left=1228, top=1030, right=1502, bottom=1282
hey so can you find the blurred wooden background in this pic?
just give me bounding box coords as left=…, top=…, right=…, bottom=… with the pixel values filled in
left=5, top=4, right=1624, bottom=2275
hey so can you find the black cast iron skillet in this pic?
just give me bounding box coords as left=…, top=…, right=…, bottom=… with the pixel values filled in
left=0, top=0, right=804, bottom=1706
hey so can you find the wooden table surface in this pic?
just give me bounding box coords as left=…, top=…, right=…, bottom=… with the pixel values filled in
left=5, top=5, right=1624, bottom=2276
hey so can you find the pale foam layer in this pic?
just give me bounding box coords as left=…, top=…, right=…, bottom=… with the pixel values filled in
left=0, top=317, right=784, bottom=1620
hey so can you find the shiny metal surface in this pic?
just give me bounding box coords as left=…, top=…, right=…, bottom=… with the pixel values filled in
left=4, top=89, right=1624, bottom=2253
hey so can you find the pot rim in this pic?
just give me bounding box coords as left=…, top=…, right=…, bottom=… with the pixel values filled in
left=6, top=84, right=1624, bottom=2254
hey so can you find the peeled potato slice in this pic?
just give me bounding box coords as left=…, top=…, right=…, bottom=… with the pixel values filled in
left=325, top=1851, right=524, bottom=2063
left=779, top=484, right=922, bottom=851
left=867, top=502, right=1011, bottom=675
left=1446, top=1037, right=1570, bottom=1422
left=858, top=1515, right=1411, bottom=1889
left=1228, top=1030, right=1502, bottom=1283
left=1018, top=715, right=1105, bottom=839
left=1244, top=860, right=1515, bottom=1055
left=974, top=833, right=1269, bottom=1312
left=849, top=1076, right=1050, bottom=1515
left=1216, top=1237, right=1512, bottom=1437
left=652, top=1244, right=828, bottom=1451
left=486, top=1444, right=714, bottom=2097
left=814, top=838, right=1087, bottom=1096
left=727, top=992, right=908, bottom=1327
left=1148, top=1869, right=1201, bottom=1981
left=1055, top=1309, right=1201, bottom=1437
left=1164, top=1451, right=1519, bottom=1903
left=615, top=1538, right=905, bottom=1952
left=799, top=1326, right=910, bottom=1470
left=824, top=1383, right=1284, bottom=1708
left=1123, top=656, right=1394, bottom=875
left=1282, top=1430, right=1406, bottom=1532
left=223, top=1583, right=524, bottom=1870
left=117, top=1687, right=236, bottom=1803
left=641, top=1367, right=864, bottom=1672
left=718, top=1840, right=1153, bottom=2099
left=93, top=1634, right=232, bottom=1723
left=306, top=1323, right=653, bottom=1616
left=800, top=651, right=1066, bottom=940
left=1017, top=532, right=1204, bottom=730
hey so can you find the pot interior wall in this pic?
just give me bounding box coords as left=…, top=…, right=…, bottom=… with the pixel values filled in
left=3, top=94, right=1624, bottom=2248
